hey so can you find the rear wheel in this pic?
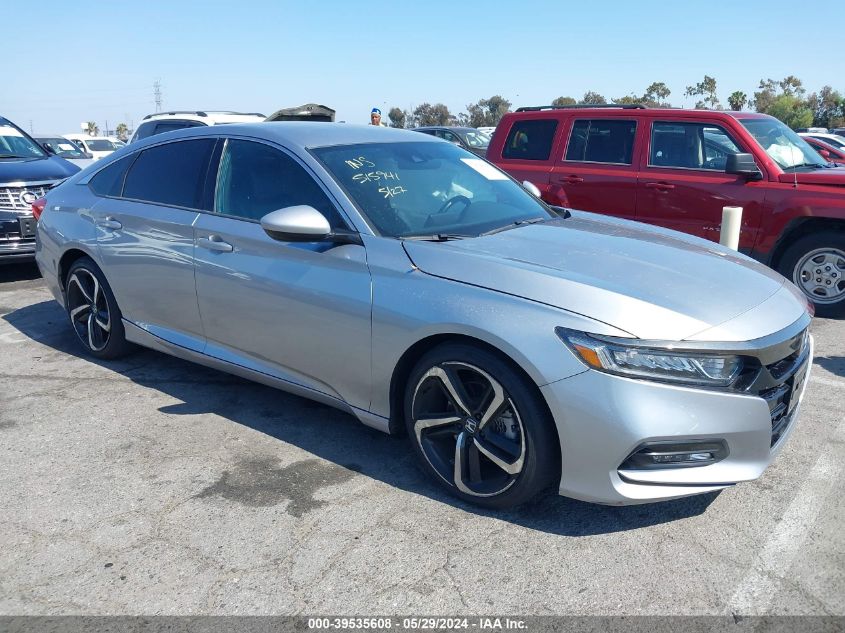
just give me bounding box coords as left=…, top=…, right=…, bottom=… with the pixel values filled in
left=65, top=257, right=133, bottom=359
left=778, top=233, right=845, bottom=318
left=404, top=343, right=558, bottom=509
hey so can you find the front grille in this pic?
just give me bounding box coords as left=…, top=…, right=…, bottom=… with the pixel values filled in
left=0, top=183, right=53, bottom=211
left=750, top=330, right=810, bottom=447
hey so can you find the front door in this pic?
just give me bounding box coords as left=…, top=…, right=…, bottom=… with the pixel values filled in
left=192, top=138, right=372, bottom=410
left=637, top=120, right=766, bottom=250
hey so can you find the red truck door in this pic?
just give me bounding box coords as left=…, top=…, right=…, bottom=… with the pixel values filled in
left=637, top=119, right=767, bottom=250
left=489, top=117, right=562, bottom=204
left=550, top=117, right=640, bottom=221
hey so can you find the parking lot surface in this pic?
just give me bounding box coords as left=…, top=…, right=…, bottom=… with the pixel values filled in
left=1, top=263, right=843, bottom=616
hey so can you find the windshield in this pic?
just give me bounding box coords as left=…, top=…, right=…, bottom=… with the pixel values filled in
left=86, top=139, right=118, bottom=151
left=815, top=135, right=845, bottom=149
left=462, top=131, right=490, bottom=149
left=37, top=137, right=87, bottom=159
left=740, top=118, right=826, bottom=170
left=312, top=141, right=552, bottom=238
left=0, top=124, right=47, bottom=159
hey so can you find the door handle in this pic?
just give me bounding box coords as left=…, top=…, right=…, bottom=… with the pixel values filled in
left=645, top=182, right=675, bottom=191
left=197, top=235, right=234, bottom=253
left=554, top=175, right=584, bottom=184
left=95, top=217, right=122, bottom=230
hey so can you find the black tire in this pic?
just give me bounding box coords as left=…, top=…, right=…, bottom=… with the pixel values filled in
left=778, top=232, right=845, bottom=318
left=404, top=343, right=559, bottom=509
left=64, top=256, right=134, bottom=359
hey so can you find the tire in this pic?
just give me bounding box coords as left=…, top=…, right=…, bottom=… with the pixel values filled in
left=64, top=256, right=134, bottom=359
left=778, top=233, right=845, bottom=318
left=404, top=343, right=559, bottom=509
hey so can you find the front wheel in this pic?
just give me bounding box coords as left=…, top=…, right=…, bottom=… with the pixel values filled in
left=404, top=344, right=559, bottom=509
left=778, top=233, right=845, bottom=318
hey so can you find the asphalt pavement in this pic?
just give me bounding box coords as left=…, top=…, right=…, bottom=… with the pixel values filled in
left=1, top=262, right=842, bottom=616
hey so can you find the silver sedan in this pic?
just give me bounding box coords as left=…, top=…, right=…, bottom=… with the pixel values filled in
left=34, top=123, right=813, bottom=508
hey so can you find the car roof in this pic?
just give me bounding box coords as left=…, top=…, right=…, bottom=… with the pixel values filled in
left=140, top=111, right=266, bottom=124
left=505, top=106, right=773, bottom=120
left=131, top=122, right=443, bottom=150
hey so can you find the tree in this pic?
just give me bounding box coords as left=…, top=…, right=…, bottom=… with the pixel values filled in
left=551, top=96, right=577, bottom=106
left=807, top=86, right=845, bottom=128
left=642, top=82, right=671, bottom=107
left=413, top=102, right=452, bottom=127
left=753, top=78, right=779, bottom=113
left=463, top=95, right=512, bottom=127
left=86, top=121, right=99, bottom=136
left=581, top=91, right=607, bottom=105
left=778, top=75, right=805, bottom=98
left=115, top=123, right=129, bottom=140
left=728, top=91, right=747, bottom=111
left=387, top=107, right=406, bottom=128
left=685, top=75, right=720, bottom=109
left=767, top=95, right=813, bottom=130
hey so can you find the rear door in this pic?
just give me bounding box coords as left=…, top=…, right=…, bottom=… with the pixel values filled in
left=192, top=137, right=372, bottom=409
left=490, top=118, right=561, bottom=204
left=551, top=117, right=639, bottom=220
left=637, top=119, right=766, bottom=249
left=91, top=138, right=215, bottom=349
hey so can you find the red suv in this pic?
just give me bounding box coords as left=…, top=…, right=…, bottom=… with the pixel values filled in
left=487, top=105, right=845, bottom=316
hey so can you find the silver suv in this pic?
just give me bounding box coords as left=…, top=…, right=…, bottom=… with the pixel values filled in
left=129, top=111, right=266, bottom=144
left=35, top=123, right=813, bottom=509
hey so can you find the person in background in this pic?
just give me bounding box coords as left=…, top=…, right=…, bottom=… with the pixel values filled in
left=370, top=108, right=386, bottom=126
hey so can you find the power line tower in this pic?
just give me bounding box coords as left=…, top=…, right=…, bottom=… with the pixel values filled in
left=153, top=79, right=162, bottom=112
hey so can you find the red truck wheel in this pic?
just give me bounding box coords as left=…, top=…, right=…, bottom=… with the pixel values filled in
left=779, top=233, right=845, bottom=317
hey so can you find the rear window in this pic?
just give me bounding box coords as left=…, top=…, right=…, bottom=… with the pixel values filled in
left=122, top=139, right=215, bottom=209
left=502, top=119, right=557, bottom=160
left=565, top=119, right=636, bottom=164
left=89, top=154, right=136, bottom=197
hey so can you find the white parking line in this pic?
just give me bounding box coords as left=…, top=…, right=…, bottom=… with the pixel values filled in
left=727, top=417, right=844, bottom=615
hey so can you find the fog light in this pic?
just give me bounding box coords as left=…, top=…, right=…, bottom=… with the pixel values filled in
left=620, top=441, right=728, bottom=470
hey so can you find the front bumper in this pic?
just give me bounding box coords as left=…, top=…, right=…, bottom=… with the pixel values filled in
left=0, top=237, right=36, bottom=262
left=541, top=335, right=813, bottom=505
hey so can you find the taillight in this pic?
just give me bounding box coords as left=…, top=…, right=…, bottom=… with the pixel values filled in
left=31, top=197, right=47, bottom=221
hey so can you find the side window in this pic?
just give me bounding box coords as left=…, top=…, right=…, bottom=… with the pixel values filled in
left=565, top=119, right=637, bottom=164
left=650, top=121, right=742, bottom=170
left=123, top=138, right=215, bottom=208
left=132, top=121, right=157, bottom=141
left=502, top=119, right=558, bottom=160
left=442, top=130, right=460, bottom=144
left=213, top=139, right=345, bottom=228
left=154, top=120, right=203, bottom=136
left=88, top=154, right=136, bottom=197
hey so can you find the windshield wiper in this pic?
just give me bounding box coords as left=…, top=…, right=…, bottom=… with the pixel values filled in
left=480, top=217, right=547, bottom=237
left=0, top=154, right=29, bottom=159
left=782, top=162, right=824, bottom=171
left=401, top=233, right=469, bottom=242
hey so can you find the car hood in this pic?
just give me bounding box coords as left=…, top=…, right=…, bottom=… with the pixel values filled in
left=0, top=155, right=80, bottom=183
left=403, top=213, right=805, bottom=341
left=777, top=167, right=845, bottom=186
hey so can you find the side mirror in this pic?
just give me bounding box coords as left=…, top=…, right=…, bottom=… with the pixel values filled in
left=818, top=149, right=832, bottom=161
left=260, top=205, right=362, bottom=245
left=726, top=153, right=762, bottom=181
left=522, top=180, right=542, bottom=198
left=42, top=143, right=55, bottom=155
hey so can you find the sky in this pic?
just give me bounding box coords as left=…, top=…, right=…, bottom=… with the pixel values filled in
left=4, top=0, right=842, bottom=135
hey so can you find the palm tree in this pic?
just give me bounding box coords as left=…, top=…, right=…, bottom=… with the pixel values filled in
left=728, top=91, right=748, bottom=111
left=115, top=123, right=128, bottom=141
left=86, top=121, right=99, bottom=136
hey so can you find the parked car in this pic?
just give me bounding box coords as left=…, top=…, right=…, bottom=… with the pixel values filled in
left=0, top=117, right=80, bottom=263
left=487, top=105, right=845, bottom=316
left=833, top=128, right=845, bottom=137
left=477, top=126, right=497, bottom=137
left=62, top=135, right=119, bottom=161
left=36, top=136, right=95, bottom=169
left=799, top=132, right=845, bottom=150
left=413, top=126, right=491, bottom=157
left=801, top=136, right=845, bottom=165
left=35, top=123, right=813, bottom=508
left=129, top=111, right=266, bottom=143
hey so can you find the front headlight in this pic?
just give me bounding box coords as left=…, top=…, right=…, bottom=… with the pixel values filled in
left=556, top=328, right=743, bottom=387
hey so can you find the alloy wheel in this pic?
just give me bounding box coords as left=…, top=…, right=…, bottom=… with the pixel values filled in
left=411, top=361, right=526, bottom=497
left=66, top=268, right=111, bottom=352
left=794, top=247, right=845, bottom=305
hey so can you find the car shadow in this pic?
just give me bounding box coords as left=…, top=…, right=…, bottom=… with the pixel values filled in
left=3, top=299, right=720, bottom=536
left=0, top=262, right=41, bottom=283
left=814, top=355, right=845, bottom=379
